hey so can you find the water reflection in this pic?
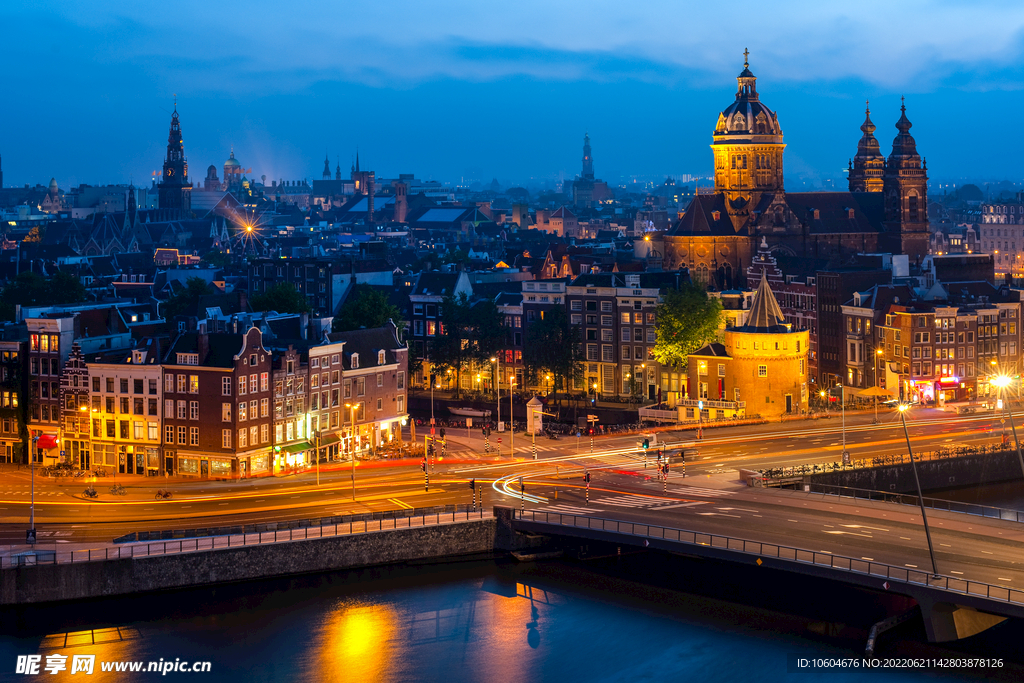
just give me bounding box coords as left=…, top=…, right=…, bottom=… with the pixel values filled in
left=313, top=603, right=397, bottom=683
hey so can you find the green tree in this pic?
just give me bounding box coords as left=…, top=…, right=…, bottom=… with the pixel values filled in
left=332, top=285, right=402, bottom=332
left=163, top=276, right=214, bottom=320
left=0, top=271, right=89, bottom=321
left=429, top=293, right=503, bottom=397
left=202, top=250, right=232, bottom=269
left=522, top=306, right=584, bottom=399
left=652, top=283, right=723, bottom=369
left=250, top=283, right=311, bottom=315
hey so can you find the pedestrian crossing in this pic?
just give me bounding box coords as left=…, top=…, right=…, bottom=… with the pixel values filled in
left=597, top=494, right=676, bottom=508
left=668, top=487, right=737, bottom=498
left=1, top=490, right=61, bottom=496
left=531, top=504, right=603, bottom=515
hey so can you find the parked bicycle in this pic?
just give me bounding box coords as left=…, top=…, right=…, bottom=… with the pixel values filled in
left=83, top=486, right=98, bottom=499
left=109, top=484, right=127, bottom=496
left=155, top=489, right=172, bottom=500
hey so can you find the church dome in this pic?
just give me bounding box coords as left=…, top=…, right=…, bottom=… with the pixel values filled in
left=224, top=151, right=241, bottom=169
left=714, top=52, right=781, bottom=137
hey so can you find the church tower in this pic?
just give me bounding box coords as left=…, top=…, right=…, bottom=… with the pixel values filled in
left=711, top=50, right=786, bottom=227
left=322, top=152, right=331, bottom=180
left=157, top=103, right=192, bottom=214
left=848, top=101, right=885, bottom=192
left=581, top=133, right=594, bottom=180
left=881, top=99, right=929, bottom=262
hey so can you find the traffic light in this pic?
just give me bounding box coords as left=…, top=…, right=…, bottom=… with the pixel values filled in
left=584, top=471, right=591, bottom=483
left=469, top=479, right=476, bottom=490
left=440, top=428, right=446, bottom=439
left=420, top=459, right=426, bottom=472
left=643, top=438, right=649, bottom=450
left=662, top=463, right=669, bottom=475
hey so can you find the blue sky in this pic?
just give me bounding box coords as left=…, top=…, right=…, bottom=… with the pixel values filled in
left=3, top=1, right=1024, bottom=190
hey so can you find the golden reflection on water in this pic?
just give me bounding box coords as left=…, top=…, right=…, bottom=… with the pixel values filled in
left=315, top=603, right=398, bottom=682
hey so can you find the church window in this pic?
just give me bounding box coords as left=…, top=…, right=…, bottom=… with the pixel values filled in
left=909, top=194, right=919, bottom=222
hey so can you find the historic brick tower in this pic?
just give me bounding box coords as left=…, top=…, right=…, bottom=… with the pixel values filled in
left=157, top=103, right=192, bottom=214
left=847, top=102, right=885, bottom=193
left=881, top=99, right=929, bottom=263
left=711, top=49, right=786, bottom=229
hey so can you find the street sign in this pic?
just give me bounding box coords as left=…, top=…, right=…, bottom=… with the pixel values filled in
left=467, top=418, right=473, bottom=427
left=430, top=418, right=435, bottom=426
left=498, top=421, right=505, bottom=432
left=60, top=450, right=65, bottom=458
left=698, top=400, right=703, bottom=410
left=430, top=427, right=435, bottom=435
left=26, top=529, right=36, bottom=544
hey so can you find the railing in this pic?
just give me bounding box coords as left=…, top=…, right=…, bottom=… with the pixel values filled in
left=2, top=509, right=491, bottom=568
left=678, top=399, right=745, bottom=410
left=638, top=408, right=678, bottom=422
left=755, top=443, right=1018, bottom=482
left=513, top=510, right=1024, bottom=607
left=785, top=482, right=1024, bottom=524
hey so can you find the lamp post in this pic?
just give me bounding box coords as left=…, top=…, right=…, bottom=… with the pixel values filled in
left=490, top=356, right=500, bottom=431
left=509, top=375, right=516, bottom=459
left=992, top=375, right=1024, bottom=480
left=344, top=403, right=358, bottom=500
left=839, top=383, right=849, bottom=465
left=874, top=348, right=884, bottom=424
left=897, top=403, right=940, bottom=578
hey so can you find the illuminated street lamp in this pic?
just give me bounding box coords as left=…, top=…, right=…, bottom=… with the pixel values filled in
left=490, top=356, right=501, bottom=432
left=992, top=374, right=1024, bottom=479
left=344, top=403, right=359, bottom=500
left=897, top=403, right=940, bottom=578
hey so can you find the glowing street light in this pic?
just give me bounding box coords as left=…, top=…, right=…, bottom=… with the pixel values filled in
left=991, top=374, right=1024, bottom=480
left=897, top=403, right=940, bottom=578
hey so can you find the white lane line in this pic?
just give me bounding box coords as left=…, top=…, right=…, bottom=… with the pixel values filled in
left=652, top=502, right=709, bottom=510
left=861, top=557, right=874, bottom=561
left=824, top=531, right=873, bottom=538
left=218, top=503, right=228, bottom=506
left=905, top=564, right=918, bottom=568
left=982, top=551, right=993, bottom=555
left=696, top=512, right=741, bottom=518
left=998, top=578, right=1013, bottom=582
left=716, top=507, right=759, bottom=513
left=939, top=543, right=951, bottom=547
left=841, top=524, right=889, bottom=532
left=787, top=519, right=799, bottom=523
left=900, top=537, right=912, bottom=541
left=951, top=571, right=964, bottom=575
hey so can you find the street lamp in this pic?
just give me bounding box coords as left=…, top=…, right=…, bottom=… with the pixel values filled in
left=897, top=403, right=940, bottom=578
left=344, top=403, right=358, bottom=500
left=874, top=349, right=884, bottom=424
left=491, top=356, right=500, bottom=431
left=992, top=375, right=1024, bottom=479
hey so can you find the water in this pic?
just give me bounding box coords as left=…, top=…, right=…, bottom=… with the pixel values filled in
left=929, top=480, right=1024, bottom=511
left=2, top=556, right=1021, bottom=682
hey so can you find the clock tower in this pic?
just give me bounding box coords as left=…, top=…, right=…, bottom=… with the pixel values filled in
left=157, top=103, right=192, bottom=214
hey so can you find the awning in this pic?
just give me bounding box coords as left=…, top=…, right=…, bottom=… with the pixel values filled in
left=319, top=433, right=341, bottom=446
left=281, top=441, right=311, bottom=454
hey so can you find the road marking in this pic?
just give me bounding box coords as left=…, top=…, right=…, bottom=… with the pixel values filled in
left=388, top=498, right=413, bottom=509
left=696, top=512, right=741, bottom=518
left=999, top=578, right=1013, bottom=582
left=651, top=502, right=709, bottom=510
left=787, top=519, right=799, bottom=523
left=900, top=537, right=912, bottom=541
left=905, top=564, right=917, bottom=568
left=939, top=543, right=951, bottom=547
left=181, top=506, right=191, bottom=509
left=982, top=550, right=993, bottom=554
left=218, top=503, right=228, bottom=506
left=824, top=531, right=873, bottom=538
left=861, top=557, right=874, bottom=561
left=951, top=571, right=964, bottom=575
left=669, top=487, right=736, bottom=498
left=716, top=507, right=759, bottom=513
left=143, top=508, right=153, bottom=511
left=842, top=524, right=889, bottom=532
left=598, top=495, right=676, bottom=509
left=291, top=496, right=300, bottom=499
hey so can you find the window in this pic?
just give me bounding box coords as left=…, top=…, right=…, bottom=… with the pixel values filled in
left=189, top=427, right=199, bottom=446
left=351, top=353, right=360, bottom=369
left=238, top=402, right=247, bottom=421
left=164, top=399, right=173, bottom=416
left=377, top=373, right=384, bottom=388
left=261, top=372, right=269, bottom=392
left=222, top=430, right=232, bottom=448
left=250, top=426, right=258, bottom=446
left=120, top=378, right=129, bottom=393
left=222, top=403, right=231, bottom=421
left=718, top=363, right=726, bottom=377
left=397, top=371, right=405, bottom=390
left=377, top=398, right=383, bottom=411
left=238, top=376, right=247, bottom=395
left=120, top=397, right=129, bottom=414
left=261, top=424, right=269, bottom=444
left=177, top=400, right=187, bottom=419
left=178, top=425, right=187, bottom=444
left=758, top=365, right=768, bottom=377
left=250, top=374, right=258, bottom=394
left=148, top=398, right=157, bottom=416
left=149, top=379, right=157, bottom=395
left=165, top=375, right=174, bottom=393
left=357, top=377, right=365, bottom=396
left=222, top=377, right=232, bottom=396
left=134, top=421, right=144, bottom=440
left=190, top=401, right=199, bottom=420
left=165, top=425, right=174, bottom=444
left=261, top=398, right=269, bottom=417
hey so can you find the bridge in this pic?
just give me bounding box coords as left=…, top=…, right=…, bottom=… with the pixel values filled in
left=494, top=470, right=1024, bottom=644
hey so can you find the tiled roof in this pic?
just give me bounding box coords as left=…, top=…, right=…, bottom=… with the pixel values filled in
left=734, top=276, right=789, bottom=333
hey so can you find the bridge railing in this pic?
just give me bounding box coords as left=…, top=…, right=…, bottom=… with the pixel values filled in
left=786, top=482, right=1024, bottom=524
left=2, top=508, right=491, bottom=569
left=514, top=509, right=1024, bottom=607
left=755, top=442, right=1017, bottom=483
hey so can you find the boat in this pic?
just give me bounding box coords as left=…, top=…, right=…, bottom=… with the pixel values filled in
left=448, top=407, right=492, bottom=418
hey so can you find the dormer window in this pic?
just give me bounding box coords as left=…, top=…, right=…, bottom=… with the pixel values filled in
left=378, top=350, right=386, bottom=365
left=712, top=211, right=721, bottom=221
left=351, top=353, right=359, bottom=369
left=176, top=353, right=198, bottom=365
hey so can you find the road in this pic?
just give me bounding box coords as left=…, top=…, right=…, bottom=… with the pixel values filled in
left=1, top=406, right=1021, bottom=551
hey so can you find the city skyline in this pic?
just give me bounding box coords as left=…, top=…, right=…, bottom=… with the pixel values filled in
left=4, top=2, right=1024, bottom=189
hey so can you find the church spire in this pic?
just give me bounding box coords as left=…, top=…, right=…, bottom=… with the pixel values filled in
left=322, top=151, right=331, bottom=180
left=849, top=100, right=884, bottom=192
left=581, top=132, right=594, bottom=180
left=736, top=47, right=758, bottom=100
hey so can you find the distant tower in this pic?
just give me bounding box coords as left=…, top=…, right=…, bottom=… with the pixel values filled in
left=881, top=98, right=929, bottom=262
left=848, top=101, right=885, bottom=192
left=351, top=151, right=375, bottom=224
left=581, top=133, right=594, bottom=180
left=157, top=102, right=192, bottom=213
left=204, top=164, right=220, bottom=191
left=322, top=151, right=331, bottom=180
left=335, top=160, right=341, bottom=181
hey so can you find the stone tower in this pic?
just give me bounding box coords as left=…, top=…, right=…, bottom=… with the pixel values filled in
left=848, top=101, right=885, bottom=193
left=711, top=50, right=786, bottom=229
left=581, top=133, right=594, bottom=180
left=881, top=99, right=929, bottom=262
left=157, top=103, right=192, bottom=213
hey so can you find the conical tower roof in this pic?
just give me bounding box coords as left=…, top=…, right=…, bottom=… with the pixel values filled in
left=736, top=275, right=790, bottom=333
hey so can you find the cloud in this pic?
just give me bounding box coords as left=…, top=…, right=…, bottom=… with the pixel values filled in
left=7, top=0, right=1024, bottom=92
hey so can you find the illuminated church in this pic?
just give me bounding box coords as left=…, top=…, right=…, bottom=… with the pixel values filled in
left=662, top=51, right=929, bottom=289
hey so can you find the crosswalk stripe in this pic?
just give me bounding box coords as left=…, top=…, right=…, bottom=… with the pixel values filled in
left=650, top=502, right=709, bottom=510
left=532, top=504, right=603, bottom=514
left=598, top=494, right=675, bottom=508
left=669, top=487, right=736, bottom=497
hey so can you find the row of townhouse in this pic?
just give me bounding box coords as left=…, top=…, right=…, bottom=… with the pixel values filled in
left=9, top=315, right=407, bottom=477
left=841, top=281, right=1022, bottom=404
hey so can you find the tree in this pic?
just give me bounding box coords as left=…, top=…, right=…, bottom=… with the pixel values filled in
left=333, top=285, right=402, bottom=333
left=250, top=283, right=310, bottom=315
left=163, top=276, right=214, bottom=320
left=23, top=227, right=43, bottom=243
left=429, top=293, right=503, bottom=397
left=522, top=306, right=584, bottom=402
left=202, top=250, right=232, bottom=269
left=0, top=271, right=89, bottom=321
left=652, top=283, right=724, bottom=369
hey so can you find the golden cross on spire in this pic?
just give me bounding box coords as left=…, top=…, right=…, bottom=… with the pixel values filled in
left=173, top=93, right=177, bottom=107
left=743, top=48, right=749, bottom=67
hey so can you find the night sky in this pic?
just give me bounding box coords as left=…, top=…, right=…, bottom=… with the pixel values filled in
left=2, top=1, right=1023, bottom=190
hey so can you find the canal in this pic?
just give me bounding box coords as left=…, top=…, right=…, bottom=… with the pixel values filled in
left=2, top=552, right=1022, bottom=682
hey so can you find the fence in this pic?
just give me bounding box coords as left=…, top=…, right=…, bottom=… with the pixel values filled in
left=513, top=509, right=1024, bottom=607
left=783, top=482, right=1024, bottom=524
left=3, top=508, right=491, bottom=568
left=755, top=442, right=1018, bottom=482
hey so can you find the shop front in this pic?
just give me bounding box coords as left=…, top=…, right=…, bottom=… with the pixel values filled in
left=177, top=452, right=235, bottom=479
